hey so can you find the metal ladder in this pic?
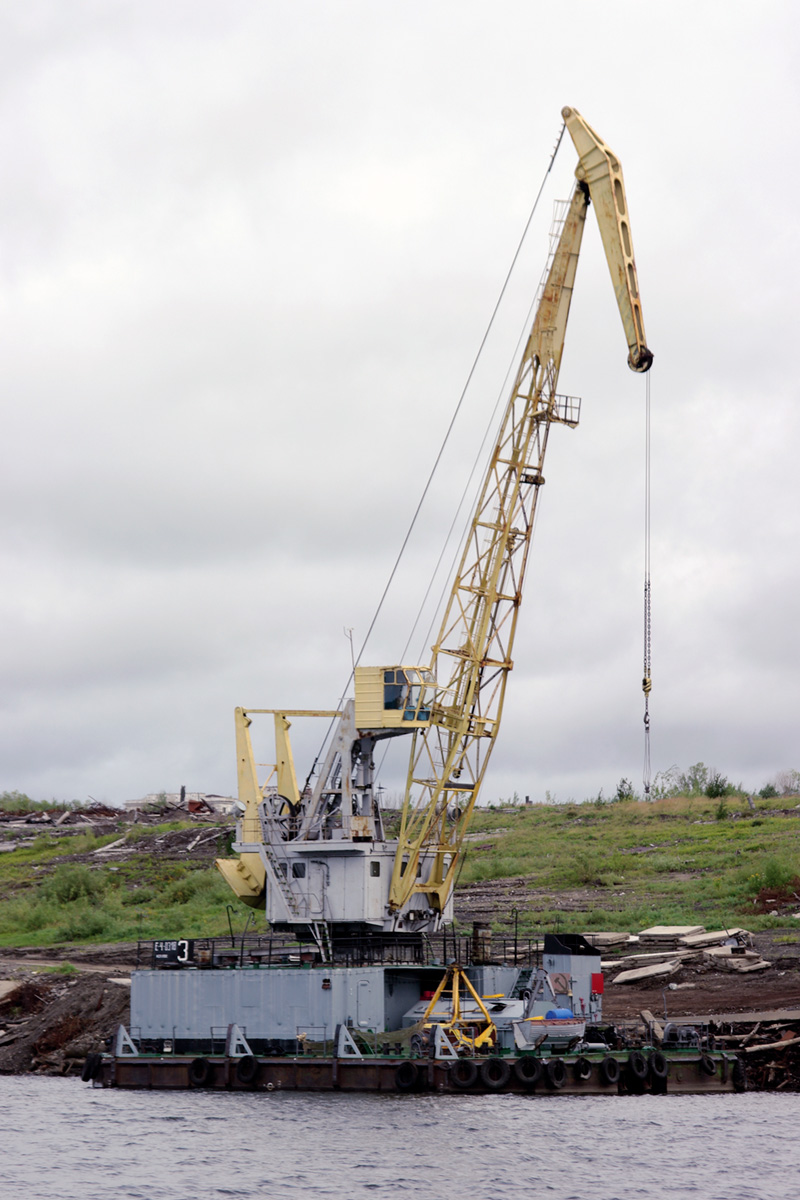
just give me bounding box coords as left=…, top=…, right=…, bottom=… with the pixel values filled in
left=261, top=838, right=302, bottom=919
left=311, top=921, right=333, bottom=963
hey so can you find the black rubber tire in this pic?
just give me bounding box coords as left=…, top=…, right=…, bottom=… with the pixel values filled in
left=649, top=1051, right=668, bottom=1081
left=450, top=1059, right=479, bottom=1090
left=479, top=1057, right=511, bottom=1091
left=513, top=1056, right=542, bottom=1089
left=600, top=1056, right=620, bottom=1086
left=573, top=1056, right=592, bottom=1083
left=395, top=1060, right=419, bottom=1092
left=627, top=1050, right=648, bottom=1085
left=188, top=1057, right=212, bottom=1087
left=699, top=1053, right=717, bottom=1077
left=732, top=1058, right=747, bottom=1093
left=545, top=1058, right=567, bottom=1090
left=81, top=1053, right=101, bottom=1083
left=236, top=1055, right=259, bottom=1086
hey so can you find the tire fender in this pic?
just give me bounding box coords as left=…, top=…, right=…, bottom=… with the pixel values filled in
left=573, top=1056, right=592, bottom=1082
left=600, top=1055, right=620, bottom=1086
left=395, top=1060, right=419, bottom=1092
left=513, top=1056, right=542, bottom=1089
left=450, top=1059, right=479, bottom=1090
left=649, top=1051, right=668, bottom=1081
left=479, top=1057, right=511, bottom=1091
left=627, top=1050, right=648, bottom=1084
left=188, top=1057, right=212, bottom=1087
left=699, top=1053, right=717, bottom=1077
left=236, top=1055, right=259, bottom=1086
left=545, top=1058, right=567, bottom=1090
left=81, top=1053, right=101, bottom=1083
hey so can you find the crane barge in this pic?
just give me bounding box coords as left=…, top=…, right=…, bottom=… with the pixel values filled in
left=87, top=110, right=745, bottom=1095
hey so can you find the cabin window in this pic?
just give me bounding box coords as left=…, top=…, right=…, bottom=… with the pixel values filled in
left=370, top=862, right=381, bottom=877
left=384, top=669, right=406, bottom=711
left=291, top=862, right=306, bottom=878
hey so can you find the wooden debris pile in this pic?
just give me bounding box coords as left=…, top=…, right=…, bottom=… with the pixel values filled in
left=638, top=1007, right=800, bottom=1092
left=603, top=927, right=771, bottom=986
left=0, top=971, right=130, bottom=1076
left=0, top=804, right=231, bottom=860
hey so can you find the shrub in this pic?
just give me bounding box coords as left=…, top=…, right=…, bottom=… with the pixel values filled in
left=571, top=851, right=601, bottom=886
left=680, top=763, right=709, bottom=795
left=775, top=769, right=800, bottom=796
left=120, top=886, right=156, bottom=906
left=23, top=902, right=58, bottom=931
left=55, top=907, right=110, bottom=940
left=759, top=784, right=779, bottom=799
left=763, top=857, right=797, bottom=891
left=650, top=766, right=681, bottom=800
left=0, top=790, right=37, bottom=813
left=706, top=772, right=731, bottom=799
left=42, top=865, right=105, bottom=905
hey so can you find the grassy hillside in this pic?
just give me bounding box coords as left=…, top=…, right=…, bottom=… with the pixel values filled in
left=1, top=790, right=799, bottom=947
left=0, top=816, right=235, bottom=947
left=458, top=792, right=800, bottom=934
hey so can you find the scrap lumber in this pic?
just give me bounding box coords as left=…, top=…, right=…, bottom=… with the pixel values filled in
left=640, top=1009, right=664, bottom=1044
left=743, top=1036, right=800, bottom=1055
left=612, top=960, right=680, bottom=985
left=639, top=925, right=704, bottom=944
left=679, top=928, right=752, bottom=949
left=582, top=932, right=631, bottom=949
left=609, top=950, right=698, bottom=969
left=92, top=836, right=128, bottom=855
left=703, top=946, right=771, bottom=972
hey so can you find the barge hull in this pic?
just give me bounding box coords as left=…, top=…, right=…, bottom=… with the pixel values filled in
left=94, top=1051, right=744, bottom=1096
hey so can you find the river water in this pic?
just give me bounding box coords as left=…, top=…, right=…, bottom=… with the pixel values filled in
left=0, top=1077, right=793, bottom=1199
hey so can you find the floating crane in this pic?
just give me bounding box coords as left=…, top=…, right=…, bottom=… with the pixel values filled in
left=217, top=107, right=652, bottom=952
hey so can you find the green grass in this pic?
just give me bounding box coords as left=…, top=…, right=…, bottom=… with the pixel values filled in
left=1, top=791, right=799, bottom=947
left=459, top=792, right=800, bottom=934
left=0, top=821, right=236, bottom=947
left=0, top=863, right=236, bottom=946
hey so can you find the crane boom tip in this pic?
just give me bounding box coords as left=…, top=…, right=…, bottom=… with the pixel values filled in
left=628, top=346, right=654, bottom=373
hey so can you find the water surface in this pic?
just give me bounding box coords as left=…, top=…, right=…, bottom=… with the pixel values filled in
left=0, top=1077, right=792, bottom=1199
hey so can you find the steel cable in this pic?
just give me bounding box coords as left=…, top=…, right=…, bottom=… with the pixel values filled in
left=642, top=369, right=652, bottom=796
left=308, top=122, right=568, bottom=791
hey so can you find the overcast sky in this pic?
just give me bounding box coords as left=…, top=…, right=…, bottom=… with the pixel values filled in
left=2, top=1, right=798, bottom=806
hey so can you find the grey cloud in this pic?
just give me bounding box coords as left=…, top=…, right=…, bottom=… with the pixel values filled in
left=1, top=2, right=798, bottom=804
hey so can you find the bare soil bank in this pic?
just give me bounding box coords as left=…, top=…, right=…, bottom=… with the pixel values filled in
left=0, top=965, right=130, bottom=1076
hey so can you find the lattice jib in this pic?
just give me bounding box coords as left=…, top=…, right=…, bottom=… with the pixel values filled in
left=389, top=184, right=591, bottom=913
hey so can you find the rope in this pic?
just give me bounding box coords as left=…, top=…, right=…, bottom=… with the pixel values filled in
left=319, top=122, right=568, bottom=795
left=642, top=369, right=652, bottom=796
left=355, top=119, right=566, bottom=679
